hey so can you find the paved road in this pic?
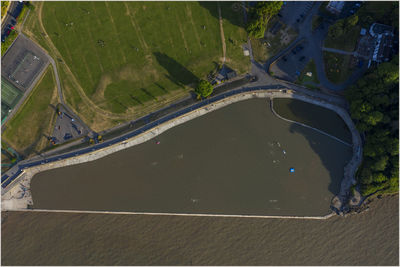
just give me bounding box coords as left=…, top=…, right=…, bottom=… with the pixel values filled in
left=322, top=47, right=356, bottom=55
left=264, top=2, right=368, bottom=92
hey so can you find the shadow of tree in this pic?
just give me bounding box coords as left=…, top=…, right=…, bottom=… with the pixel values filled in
left=272, top=98, right=353, bottom=195
left=153, top=52, right=198, bottom=88
left=273, top=98, right=352, bottom=143
left=199, top=1, right=245, bottom=28
left=288, top=123, right=353, bottom=195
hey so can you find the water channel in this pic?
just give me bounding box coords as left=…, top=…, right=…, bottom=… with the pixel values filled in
left=30, top=98, right=353, bottom=216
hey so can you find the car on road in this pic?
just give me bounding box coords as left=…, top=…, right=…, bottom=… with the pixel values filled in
left=292, top=45, right=303, bottom=54
left=299, top=56, right=305, bottom=62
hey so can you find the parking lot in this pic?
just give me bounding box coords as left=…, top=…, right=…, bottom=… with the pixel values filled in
left=51, top=105, right=88, bottom=145
left=279, top=1, right=315, bottom=29
left=270, top=40, right=312, bottom=82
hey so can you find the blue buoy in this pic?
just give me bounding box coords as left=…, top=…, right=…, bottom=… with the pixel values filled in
left=290, top=168, right=295, bottom=173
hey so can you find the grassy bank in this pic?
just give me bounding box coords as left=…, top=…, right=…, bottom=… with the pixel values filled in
left=2, top=66, right=58, bottom=156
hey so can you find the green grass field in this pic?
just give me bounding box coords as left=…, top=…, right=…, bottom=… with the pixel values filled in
left=323, top=51, right=355, bottom=84
left=41, top=2, right=249, bottom=116
left=2, top=66, right=57, bottom=155
left=324, top=25, right=361, bottom=52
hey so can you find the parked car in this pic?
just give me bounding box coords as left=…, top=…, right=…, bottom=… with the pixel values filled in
left=299, top=56, right=305, bottom=62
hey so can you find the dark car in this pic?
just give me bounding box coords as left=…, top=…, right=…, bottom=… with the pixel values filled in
left=64, top=133, right=73, bottom=140
left=299, top=56, right=305, bottom=62
left=282, top=56, right=287, bottom=61
left=292, top=45, right=303, bottom=54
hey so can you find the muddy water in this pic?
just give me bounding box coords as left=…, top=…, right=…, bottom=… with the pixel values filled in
left=30, top=98, right=352, bottom=216
left=1, top=195, right=398, bottom=265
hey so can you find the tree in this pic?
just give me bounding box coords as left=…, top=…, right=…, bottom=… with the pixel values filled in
left=246, top=20, right=265, bottom=39
left=345, top=14, right=359, bottom=28
left=328, top=19, right=344, bottom=38
left=195, top=80, right=213, bottom=98
left=365, top=111, right=384, bottom=126
left=247, top=1, right=283, bottom=38
left=371, top=155, right=389, bottom=172
left=346, top=57, right=399, bottom=195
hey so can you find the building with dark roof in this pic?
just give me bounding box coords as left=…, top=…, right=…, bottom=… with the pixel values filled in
left=369, top=23, right=395, bottom=63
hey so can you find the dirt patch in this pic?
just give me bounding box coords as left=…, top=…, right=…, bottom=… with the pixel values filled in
left=93, top=74, right=112, bottom=102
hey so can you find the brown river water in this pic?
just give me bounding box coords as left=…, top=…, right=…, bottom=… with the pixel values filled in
left=1, top=195, right=398, bottom=265
left=2, top=98, right=398, bottom=265
left=30, top=98, right=352, bottom=216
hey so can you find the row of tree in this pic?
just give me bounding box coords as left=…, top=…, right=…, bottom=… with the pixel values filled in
left=327, top=14, right=358, bottom=39
left=246, top=1, right=283, bottom=39
left=345, top=57, right=399, bottom=195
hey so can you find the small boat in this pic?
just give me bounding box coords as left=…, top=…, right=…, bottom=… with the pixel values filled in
left=156, top=141, right=160, bottom=145
left=289, top=168, right=295, bottom=173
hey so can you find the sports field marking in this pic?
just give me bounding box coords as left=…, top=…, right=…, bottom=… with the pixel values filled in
left=123, top=2, right=149, bottom=52
left=1, top=79, right=21, bottom=107
left=58, top=5, right=96, bottom=87
left=185, top=3, right=201, bottom=50
left=51, top=10, right=73, bottom=65
left=79, top=4, right=105, bottom=73
left=90, top=2, right=118, bottom=71
left=104, top=1, right=127, bottom=64
left=175, top=13, right=189, bottom=54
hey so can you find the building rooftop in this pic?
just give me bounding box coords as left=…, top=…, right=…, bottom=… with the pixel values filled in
left=369, top=23, right=393, bottom=37
left=326, top=1, right=345, bottom=14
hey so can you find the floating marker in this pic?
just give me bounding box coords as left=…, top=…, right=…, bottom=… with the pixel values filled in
left=290, top=168, right=295, bottom=173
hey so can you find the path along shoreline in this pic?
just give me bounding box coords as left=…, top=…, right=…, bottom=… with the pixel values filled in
left=1, top=89, right=362, bottom=218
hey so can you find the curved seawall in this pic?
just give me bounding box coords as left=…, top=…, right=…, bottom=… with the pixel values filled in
left=2, top=88, right=362, bottom=216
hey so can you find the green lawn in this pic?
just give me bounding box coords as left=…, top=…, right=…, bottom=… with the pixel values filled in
left=2, top=66, right=57, bottom=155
left=41, top=2, right=250, bottom=115
left=251, top=16, right=298, bottom=63
left=323, top=51, right=355, bottom=84
left=297, top=59, right=319, bottom=85
left=220, top=2, right=250, bottom=74
left=324, top=25, right=361, bottom=52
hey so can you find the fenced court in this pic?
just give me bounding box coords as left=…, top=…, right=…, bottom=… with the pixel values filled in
left=1, top=77, right=23, bottom=123
left=1, top=34, right=49, bottom=92
left=9, top=50, right=44, bottom=89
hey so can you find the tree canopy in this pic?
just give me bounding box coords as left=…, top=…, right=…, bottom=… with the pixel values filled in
left=246, top=1, right=283, bottom=39
left=195, top=80, right=213, bottom=98
left=345, top=57, right=399, bottom=196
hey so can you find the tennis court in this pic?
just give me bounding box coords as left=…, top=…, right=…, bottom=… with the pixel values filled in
left=1, top=77, right=22, bottom=123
